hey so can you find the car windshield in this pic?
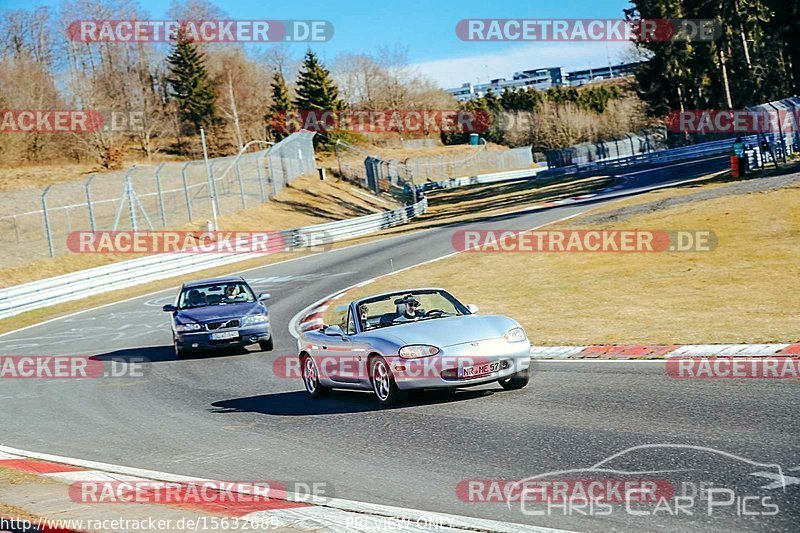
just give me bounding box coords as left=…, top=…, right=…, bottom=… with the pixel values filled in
left=356, top=289, right=467, bottom=331
left=178, top=282, right=255, bottom=308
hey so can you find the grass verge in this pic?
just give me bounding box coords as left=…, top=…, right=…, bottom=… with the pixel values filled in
left=322, top=172, right=800, bottom=344
left=0, top=173, right=615, bottom=336
left=1, top=174, right=397, bottom=288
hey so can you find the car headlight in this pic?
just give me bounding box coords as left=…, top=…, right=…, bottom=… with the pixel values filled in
left=175, top=323, right=201, bottom=332
left=504, top=327, right=527, bottom=343
left=242, top=314, right=269, bottom=326
left=399, top=345, right=440, bottom=359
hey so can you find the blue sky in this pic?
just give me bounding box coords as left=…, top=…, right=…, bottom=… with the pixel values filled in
left=2, top=0, right=637, bottom=87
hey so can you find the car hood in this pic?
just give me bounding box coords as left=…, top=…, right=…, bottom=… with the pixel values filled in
left=176, top=302, right=265, bottom=323
left=382, top=315, right=516, bottom=346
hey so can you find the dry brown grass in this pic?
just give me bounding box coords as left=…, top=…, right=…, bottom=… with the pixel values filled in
left=0, top=143, right=508, bottom=193
left=0, top=154, right=187, bottom=192
left=316, top=141, right=509, bottom=171
left=0, top=466, right=52, bottom=523
left=0, top=173, right=614, bottom=335
left=0, top=174, right=396, bottom=288
left=0, top=466, right=53, bottom=485
left=323, top=179, right=800, bottom=344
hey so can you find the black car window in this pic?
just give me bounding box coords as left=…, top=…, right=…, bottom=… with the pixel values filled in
left=179, top=282, right=255, bottom=308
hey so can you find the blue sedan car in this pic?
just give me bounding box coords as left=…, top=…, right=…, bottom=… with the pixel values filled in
left=162, top=276, right=273, bottom=357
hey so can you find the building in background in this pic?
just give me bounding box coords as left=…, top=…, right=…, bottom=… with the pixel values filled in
left=447, top=62, right=642, bottom=101
left=565, top=61, right=641, bottom=87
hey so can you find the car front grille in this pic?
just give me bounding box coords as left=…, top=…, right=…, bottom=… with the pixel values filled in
left=205, top=319, right=240, bottom=331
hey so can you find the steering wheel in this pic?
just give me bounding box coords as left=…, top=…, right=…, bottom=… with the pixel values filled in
left=424, top=309, right=446, bottom=317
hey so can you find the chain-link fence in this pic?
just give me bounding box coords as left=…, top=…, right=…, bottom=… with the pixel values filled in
left=745, top=96, right=800, bottom=165
left=334, top=140, right=533, bottom=198
left=0, top=131, right=316, bottom=268
left=544, top=128, right=668, bottom=168
left=400, top=139, right=440, bottom=150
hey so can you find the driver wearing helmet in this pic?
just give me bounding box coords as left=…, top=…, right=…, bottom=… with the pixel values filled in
left=394, top=294, right=425, bottom=323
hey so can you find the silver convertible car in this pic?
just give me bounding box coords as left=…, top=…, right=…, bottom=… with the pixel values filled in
left=297, top=288, right=531, bottom=404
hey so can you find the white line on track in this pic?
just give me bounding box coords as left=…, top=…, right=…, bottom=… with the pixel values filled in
left=0, top=444, right=571, bottom=533
left=2, top=162, right=725, bottom=342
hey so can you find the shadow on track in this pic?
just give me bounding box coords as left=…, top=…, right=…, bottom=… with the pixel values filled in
left=89, top=345, right=248, bottom=363
left=209, top=388, right=496, bottom=416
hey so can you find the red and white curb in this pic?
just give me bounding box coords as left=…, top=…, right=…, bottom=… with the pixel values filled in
left=529, top=343, right=800, bottom=360
left=0, top=446, right=565, bottom=533
left=293, top=303, right=800, bottom=363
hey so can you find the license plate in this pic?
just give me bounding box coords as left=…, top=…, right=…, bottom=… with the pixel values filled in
left=211, top=331, right=239, bottom=340
left=458, top=360, right=501, bottom=378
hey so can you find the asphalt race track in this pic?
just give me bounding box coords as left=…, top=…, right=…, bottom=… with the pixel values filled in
left=2, top=155, right=797, bottom=532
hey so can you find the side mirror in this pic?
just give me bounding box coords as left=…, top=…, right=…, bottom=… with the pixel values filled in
left=323, top=325, right=345, bottom=337
left=258, top=293, right=271, bottom=301
left=466, top=304, right=479, bottom=314
left=162, top=304, right=177, bottom=312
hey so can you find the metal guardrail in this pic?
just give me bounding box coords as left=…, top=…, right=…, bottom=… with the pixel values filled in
left=537, top=132, right=797, bottom=179
left=425, top=166, right=547, bottom=190
left=0, top=198, right=428, bottom=320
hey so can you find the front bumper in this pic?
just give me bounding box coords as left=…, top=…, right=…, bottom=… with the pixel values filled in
left=388, top=338, right=531, bottom=390
left=175, top=324, right=271, bottom=351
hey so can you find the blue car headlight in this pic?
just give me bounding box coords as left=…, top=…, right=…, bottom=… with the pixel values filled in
left=175, top=323, right=201, bottom=332
left=242, top=314, right=269, bottom=327
left=504, top=327, right=527, bottom=343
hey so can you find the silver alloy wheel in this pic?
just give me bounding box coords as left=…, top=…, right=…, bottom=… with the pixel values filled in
left=304, top=357, right=318, bottom=394
left=372, top=359, right=391, bottom=401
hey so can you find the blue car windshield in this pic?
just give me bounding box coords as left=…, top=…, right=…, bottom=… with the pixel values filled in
left=179, top=283, right=255, bottom=308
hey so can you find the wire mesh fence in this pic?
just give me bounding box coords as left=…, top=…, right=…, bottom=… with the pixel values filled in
left=333, top=140, right=533, bottom=198
left=544, top=128, right=668, bottom=168
left=400, top=139, right=440, bottom=150
left=745, top=96, right=800, bottom=164
left=0, top=131, right=316, bottom=268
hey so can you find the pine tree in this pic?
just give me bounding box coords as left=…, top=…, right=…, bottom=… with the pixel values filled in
left=166, top=28, right=217, bottom=134
left=267, top=70, right=293, bottom=140
left=294, top=50, right=343, bottom=147
left=295, top=50, right=341, bottom=111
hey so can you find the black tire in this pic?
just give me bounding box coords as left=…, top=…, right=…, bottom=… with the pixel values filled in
left=259, top=337, right=274, bottom=352
left=301, top=355, right=330, bottom=399
left=370, top=356, right=407, bottom=405
left=174, top=341, right=187, bottom=359
left=499, top=367, right=530, bottom=390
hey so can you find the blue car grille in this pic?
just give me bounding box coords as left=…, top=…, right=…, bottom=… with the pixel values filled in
left=205, top=319, right=240, bottom=330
